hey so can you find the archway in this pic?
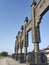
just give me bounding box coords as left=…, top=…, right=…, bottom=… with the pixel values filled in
left=27, top=30, right=34, bottom=53
left=40, top=11, right=49, bottom=49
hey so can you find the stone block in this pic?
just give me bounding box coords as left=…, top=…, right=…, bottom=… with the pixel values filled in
left=18, top=53, right=24, bottom=63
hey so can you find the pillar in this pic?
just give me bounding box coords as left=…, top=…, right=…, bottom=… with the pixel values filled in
left=18, top=45, right=23, bottom=63
left=34, top=43, right=39, bottom=63
left=32, top=26, right=41, bottom=63
left=23, top=17, right=28, bottom=61
left=20, top=47, right=22, bottom=54
left=31, top=0, right=41, bottom=63
left=23, top=33, right=28, bottom=61
left=33, top=26, right=41, bottom=63
left=24, top=46, right=27, bottom=61
left=15, top=49, right=18, bottom=61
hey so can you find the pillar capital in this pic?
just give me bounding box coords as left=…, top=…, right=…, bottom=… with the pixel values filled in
left=21, top=25, right=24, bottom=33
left=18, top=31, right=20, bottom=35
left=31, top=0, right=37, bottom=7
left=16, top=35, right=18, bottom=39
left=24, top=17, right=29, bottom=24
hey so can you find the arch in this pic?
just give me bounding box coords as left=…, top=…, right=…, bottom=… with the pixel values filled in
left=27, top=30, right=34, bottom=52
left=35, top=0, right=49, bottom=26
left=40, top=11, right=49, bottom=49
left=15, top=0, right=49, bottom=63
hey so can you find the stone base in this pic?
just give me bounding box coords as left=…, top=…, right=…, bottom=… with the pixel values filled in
left=15, top=57, right=18, bottom=61
left=18, top=54, right=24, bottom=63
left=15, top=54, right=18, bottom=61
left=26, top=63, right=49, bottom=65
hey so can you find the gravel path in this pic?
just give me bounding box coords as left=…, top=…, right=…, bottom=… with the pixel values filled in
left=0, top=57, right=26, bottom=65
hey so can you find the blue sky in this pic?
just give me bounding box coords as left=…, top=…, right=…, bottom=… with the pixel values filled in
left=0, top=0, right=49, bottom=54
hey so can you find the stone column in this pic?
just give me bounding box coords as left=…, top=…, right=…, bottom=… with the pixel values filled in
left=15, top=38, right=18, bottom=61
left=23, top=17, right=28, bottom=61
left=34, top=43, right=39, bottom=63
left=33, top=26, right=41, bottom=63
left=24, top=47, right=27, bottom=61
left=15, top=49, right=18, bottom=61
left=23, top=33, right=28, bottom=61
left=20, top=47, right=22, bottom=54
left=15, top=45, right=18, bottom=61
left=31, top=0, right=41, bottom=63
left=19, top=46, right=22, bottom=63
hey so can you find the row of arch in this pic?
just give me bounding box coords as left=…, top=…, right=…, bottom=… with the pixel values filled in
left=15, top=0, right=49, bottom=63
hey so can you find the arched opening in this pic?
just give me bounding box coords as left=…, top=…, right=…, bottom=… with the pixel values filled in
left=40, top=11, right=49, bottom=49
left=27, top=30, right=34, bottom=53
left=40, top=10, right=49, bottom=63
